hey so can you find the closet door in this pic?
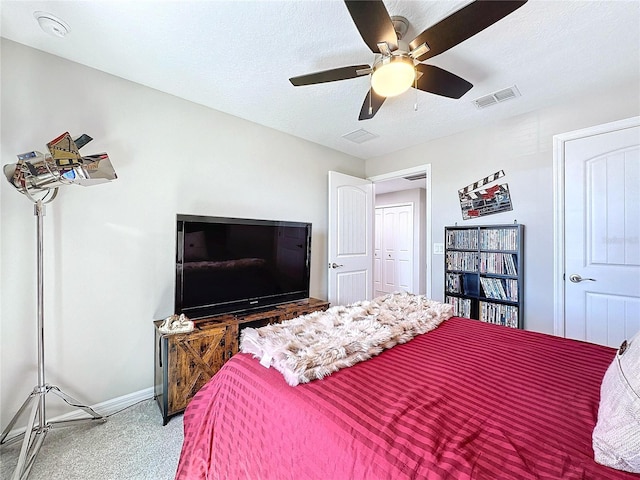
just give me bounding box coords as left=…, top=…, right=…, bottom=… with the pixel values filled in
left=374, top=208, right=384, bottom=297
left=376, top=204, right=414, bottom=295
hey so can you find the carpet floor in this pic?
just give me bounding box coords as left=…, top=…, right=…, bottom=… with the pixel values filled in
left=0, top=399, right=183, bottom=480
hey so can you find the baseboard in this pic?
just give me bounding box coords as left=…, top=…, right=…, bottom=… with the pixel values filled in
left=2, top=386, right=155, bottom=441
left=58, top=386, right=155, bottom=419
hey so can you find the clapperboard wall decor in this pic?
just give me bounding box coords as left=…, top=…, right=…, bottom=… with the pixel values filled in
left=458, top=170, right=513, bottom=219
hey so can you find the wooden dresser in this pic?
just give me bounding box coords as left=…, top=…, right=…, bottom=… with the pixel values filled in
left=154, top=297, right=330, bottom=424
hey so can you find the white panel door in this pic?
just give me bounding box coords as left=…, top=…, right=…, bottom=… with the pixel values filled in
left=374, top=209, right=383, bottom=297
left=396, top=205, right=414, bottom=292
left=376, top=204, right=414, bottom=295
left=382, top=208, right=397, bottom=292
left=328, top=171, right=373, bottom=306
left=564, top=124, right=640, bottom=347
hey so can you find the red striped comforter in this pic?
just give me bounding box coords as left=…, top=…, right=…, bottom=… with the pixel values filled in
left=175, top=317, right=639, bottom=479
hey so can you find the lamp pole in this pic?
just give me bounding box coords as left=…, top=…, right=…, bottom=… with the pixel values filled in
left=0, top=194, right=106, bottom=480
left=36, top=200, right=46, bottom=436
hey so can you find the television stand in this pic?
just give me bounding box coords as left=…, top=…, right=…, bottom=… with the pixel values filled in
left=154, top=297, right=330, bottom=425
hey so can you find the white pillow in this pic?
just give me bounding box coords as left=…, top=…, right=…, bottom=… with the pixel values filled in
left=592, top=331, right=640, bottom=473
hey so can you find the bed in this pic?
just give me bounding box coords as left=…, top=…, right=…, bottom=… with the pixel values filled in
left=175, top=297, right=638, bottom=479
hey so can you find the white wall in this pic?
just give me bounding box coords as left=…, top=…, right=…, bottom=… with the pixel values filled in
left=0, top=39, right=365, bottom=428
left=366, top=80, right=640, bottom=335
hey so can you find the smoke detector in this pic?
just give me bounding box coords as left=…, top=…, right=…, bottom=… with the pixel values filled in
left=34, top=12, right=70, bottom=38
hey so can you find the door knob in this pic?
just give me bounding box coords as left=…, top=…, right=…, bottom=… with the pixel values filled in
left=329, top=262, right=344, bottom=269
left=569, top=274, right=596, bottom=283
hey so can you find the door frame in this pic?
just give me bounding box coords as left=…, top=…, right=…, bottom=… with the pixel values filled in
left=552, top=116, right=640, bottom=337
left=368, top=164, right=432, bottom=298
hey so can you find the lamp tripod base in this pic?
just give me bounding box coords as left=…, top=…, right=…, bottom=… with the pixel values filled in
left=0, top=384, right=106, bottom=480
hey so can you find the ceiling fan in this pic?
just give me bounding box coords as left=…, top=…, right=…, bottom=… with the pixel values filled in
left=289, top=0, right=527, bottom=120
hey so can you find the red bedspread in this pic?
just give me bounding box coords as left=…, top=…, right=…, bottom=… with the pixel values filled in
left=176, top=317, right=639, bottom=479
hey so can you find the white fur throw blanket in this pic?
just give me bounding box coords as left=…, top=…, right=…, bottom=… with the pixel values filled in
left=240, top=292, right=453, bottom=386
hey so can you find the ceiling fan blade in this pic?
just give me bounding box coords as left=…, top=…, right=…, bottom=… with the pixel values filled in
left=289, top=65, right=371, bottom=86
left=359, top=88, right=386, bottom=120
left=345, top=1, right=398, bottom=53
left=409, top=1, right=527, bottom=61
left=414, top=64, right=472, bottom=99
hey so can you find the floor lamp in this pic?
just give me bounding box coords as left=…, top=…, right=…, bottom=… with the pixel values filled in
left=0, top=132, right=117, bottom=480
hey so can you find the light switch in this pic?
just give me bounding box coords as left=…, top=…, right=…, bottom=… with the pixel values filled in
left=433, top=243, right=444, bottom=255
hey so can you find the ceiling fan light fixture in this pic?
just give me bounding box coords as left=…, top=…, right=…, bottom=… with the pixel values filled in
left=371, top=55, right=415, bottom=98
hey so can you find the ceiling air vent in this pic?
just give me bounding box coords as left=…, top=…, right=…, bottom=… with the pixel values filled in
left=342, top=129, right=379, bottom=144
left=403, top=173, right=427, bottom=181
left=473, top=85, right=521, bottom=109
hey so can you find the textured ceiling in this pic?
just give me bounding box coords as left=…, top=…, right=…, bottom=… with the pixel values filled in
left=1, top=1, right=639, bottom=160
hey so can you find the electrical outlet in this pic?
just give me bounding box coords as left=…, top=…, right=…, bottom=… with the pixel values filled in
left=433, top=243, right=444, bottom=255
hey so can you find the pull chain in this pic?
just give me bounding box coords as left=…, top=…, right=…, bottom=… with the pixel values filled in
left=369, top=55, right=376, bottom=116
left=414, top=72, right=418, bottom=112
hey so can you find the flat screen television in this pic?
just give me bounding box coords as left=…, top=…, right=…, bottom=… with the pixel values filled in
left=175, top=215, right=312, bottom=318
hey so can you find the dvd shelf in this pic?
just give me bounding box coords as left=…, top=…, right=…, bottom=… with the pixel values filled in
left=444, top=224, right=523, bottom=328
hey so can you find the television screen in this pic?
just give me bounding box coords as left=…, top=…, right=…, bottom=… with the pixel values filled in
left=175, top=215, right=311, bottom=318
